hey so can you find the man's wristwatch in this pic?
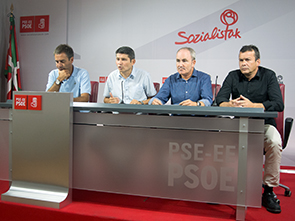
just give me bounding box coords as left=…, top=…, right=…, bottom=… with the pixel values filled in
left=197, top=101, right=201, bottom=106
left=55, top=79, right=62, bottom=85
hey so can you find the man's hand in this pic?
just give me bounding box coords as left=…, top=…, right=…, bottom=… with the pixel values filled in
left=47, top=69, right=71, bottom=92
left=130, top=99, right=142, bottom=104
left=179, top=99, right=203, bottom=106
left=223, top=95, right=264, bottom=109
left=230, top=95, right=252, bottom=107
left=107, top=92, right=120, bottom=104
left=151, top=98, right=163, bottom=105
left=58, top=69, right=71, bottom=82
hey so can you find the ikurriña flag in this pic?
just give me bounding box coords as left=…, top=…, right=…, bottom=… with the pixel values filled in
left=4, top=12, right=21, bottom=100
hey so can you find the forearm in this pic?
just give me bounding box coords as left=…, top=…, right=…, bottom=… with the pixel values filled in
left=251, top=103, right=265, bottom=110
left=219, top=101, right=233, bottom=107
left=47, top=81, right=61, bottom=92
left=220, top=101, right=265, bottom=109
left=47, top=73, right=68, bottom=92
left=198, top=99, right=211, bottom=106
left=74, top=93, right=89, bottom=102
left=142, top=97, right=153, bottom=105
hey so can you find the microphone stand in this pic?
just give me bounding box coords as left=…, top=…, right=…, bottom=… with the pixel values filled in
left=212, top=76, right=218, bottom=106
left=120, top=80, right=124, bottom=104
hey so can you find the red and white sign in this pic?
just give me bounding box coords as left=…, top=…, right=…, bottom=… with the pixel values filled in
left=28, top=95, right=42, bottom=111
left=99, top=76, right=107, bottom=83
left=20, top=16, right=34, bottom=33
left=20, top=15, right=50, bottom=33
left=34, top=15, right=50, bottom=32
left=175, top=9, right=241, bottom=45
left=162, top=77, right=168, bottom=84
left=14, top=95, right=42, bottom=111
left=14, top=95, right=27, bottom=110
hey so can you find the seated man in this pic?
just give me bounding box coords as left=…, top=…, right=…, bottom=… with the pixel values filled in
left=150, top=47, right=212, bottom=106
left=103, top=46, right=156, bottom=104
left=215, top=45, right=284, bottom=213
left=46, top=44, right=91, bottom=102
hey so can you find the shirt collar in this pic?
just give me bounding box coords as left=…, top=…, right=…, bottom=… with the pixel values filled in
left=255, top=67, right=261, bottom=79
left=177, top=68, right=197, bottom=79
left=71, top=65, right=77, bottom=77
left=239, top=67, right=260, bottom=81
left=117, top=67, right=136, bottom=80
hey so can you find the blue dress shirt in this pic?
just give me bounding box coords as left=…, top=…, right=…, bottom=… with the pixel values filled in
left=150, top=68, right=213, bottom=106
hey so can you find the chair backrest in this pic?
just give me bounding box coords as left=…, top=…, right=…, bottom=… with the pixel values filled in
left=89, top=81, right=99, bottom=102
left=212, top=84, right=221, bottom=100
left=153, top=82, right=160, bottom=93
left=275, top=84, right=285, bottom=139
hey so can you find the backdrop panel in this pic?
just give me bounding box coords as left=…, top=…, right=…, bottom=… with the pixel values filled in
left=3, top=0, right=295, bottom=165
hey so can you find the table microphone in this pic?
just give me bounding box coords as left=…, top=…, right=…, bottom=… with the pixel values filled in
left=212, top=76, right=218, bottom=106
left=120, top=80, right=125, bottom=104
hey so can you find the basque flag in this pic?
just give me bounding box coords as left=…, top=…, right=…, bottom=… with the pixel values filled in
left=4, top=13, right=21, bottom=100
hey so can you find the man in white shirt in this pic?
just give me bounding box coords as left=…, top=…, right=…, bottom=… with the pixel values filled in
left=103, top=46, right=156, bottom=105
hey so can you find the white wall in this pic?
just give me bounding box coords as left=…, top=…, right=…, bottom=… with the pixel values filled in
left=5, top=0, right=68, bottom=93
left=2, top=0, right=295, bottom=166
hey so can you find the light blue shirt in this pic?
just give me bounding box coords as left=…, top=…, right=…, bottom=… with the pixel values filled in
left=149, top=68, right=212, bottom=106
left=103, top=67, right=156, bottom=104
left=46, top=65, right=91, bottom=98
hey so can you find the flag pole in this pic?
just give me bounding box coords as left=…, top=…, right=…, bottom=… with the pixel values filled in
left=5, top=3, right=21, bottom=100
left=10, top=4, right=14, bottom=15
left=6, top=4, right=14, bottom=100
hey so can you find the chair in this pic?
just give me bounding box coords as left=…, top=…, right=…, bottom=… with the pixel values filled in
left=153, top=82, right=160, bottom=93
left=275, top=84, right=293, bottom=196
left=89, top=81, right=99, bottom=102
left=212, top=83, right=221, bottom=101
left=211, top=84, right=221, bottom=106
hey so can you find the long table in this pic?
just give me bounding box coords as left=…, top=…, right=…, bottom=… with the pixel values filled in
left=0, top=98, right=277, bottom=221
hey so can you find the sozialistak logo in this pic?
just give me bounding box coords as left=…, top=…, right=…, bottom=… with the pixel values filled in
left=175, top=9, right=241, bottom=45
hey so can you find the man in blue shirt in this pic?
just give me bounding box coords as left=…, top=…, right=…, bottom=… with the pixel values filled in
left=103, top=46, right=156, bottom=105
left=150, top=47, right=212, bottom=106
left=46, top=44, right=91, bottom=102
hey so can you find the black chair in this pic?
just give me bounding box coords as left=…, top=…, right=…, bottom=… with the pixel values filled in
left=275, top=84, right=293, bottom=196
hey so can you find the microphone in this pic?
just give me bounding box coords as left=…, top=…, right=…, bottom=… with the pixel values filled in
left=120, top=80, right=124, bottom=104
left=212, top=76, right=218, bottom=106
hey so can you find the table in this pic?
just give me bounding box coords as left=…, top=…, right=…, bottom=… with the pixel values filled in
left=1, top=97, right=277, bottom=220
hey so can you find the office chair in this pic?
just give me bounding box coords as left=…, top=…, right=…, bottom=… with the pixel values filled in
left=153, top=82, right=160, bottom=93
left=212, top=84, right=221, bottom=101
left=275, top=83, right=293, bottom=196
left=211, top=83, right=221, bottom=106
left=89, top=81, right=99, bottom=102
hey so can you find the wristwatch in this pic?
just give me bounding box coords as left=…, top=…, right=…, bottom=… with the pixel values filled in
left=55, top=79, right=62, bottom=85
left=197, top=101, right=201, bottom=106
